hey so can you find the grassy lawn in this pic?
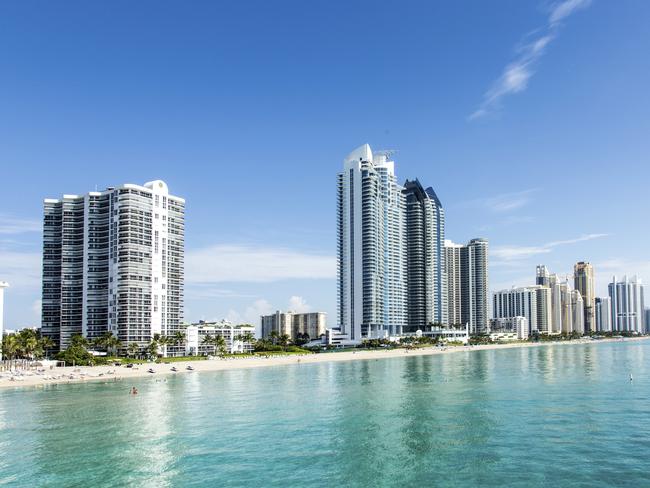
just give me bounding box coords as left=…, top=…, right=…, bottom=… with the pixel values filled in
left=252, top=350, right=313, bottom=356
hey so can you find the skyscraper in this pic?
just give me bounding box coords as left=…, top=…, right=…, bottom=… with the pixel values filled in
left=445, top=238, right=489, bottom=334
left=595, top=297, right=612, bottom=332
left=402, top=179, right=446, bottom=332
left=608, top=276, right=645, bottom=333
left=337, top=145, right=407, bottom=340
left=571, top=289, right=585, bottom=335
left=0, top=281, right=8, bottom=360
left=574, top=262, right=595, bottom=333
left=42, top=180, right=185, bottom=355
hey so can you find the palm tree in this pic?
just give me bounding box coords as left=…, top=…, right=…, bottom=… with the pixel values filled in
left=146, top=340, right=158, bottom=359
left=105, top=334, right=122, bottom=356
left=127, top=342, right=140, bottom=359
left=1, top=334, right=19, bottom=361
left=173, top=331, right=185, bottom=346
left=241, top=332, right=255, bottom=345
left=278, top=334, right=291, bottom=348
left=214, top=335, right=227, bottom=357
left=37, top=336, right=55, bottom=359
left=269, top=330, right=280, bottom=345
left=202, top=333, right=214, bottom=356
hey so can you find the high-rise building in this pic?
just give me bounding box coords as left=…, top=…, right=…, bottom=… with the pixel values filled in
left=445, top=238, right=489, bottom=334
left=492, top=287, right=538, bottom=334
left=536, top=265, right=550, bottom=287
left=608, top=276, right=645, bottom=333
left=571, top=289, right=585, bottom=335
left=402, top=179, right=446, bottom=332
left=42, top=180, right=185, bottom=355
left=537, top=266, right=581, bottom=335
left=595, top=297, right=612, bottom=332
left=574, top=262, right=595, bottom=333
left=559, top=280, right=574, bottom=334
left=337, top=144, right=407, bottom=340
left=0, top=281, right=8, bottom=360
left=260, top=311, right=327, bottom=341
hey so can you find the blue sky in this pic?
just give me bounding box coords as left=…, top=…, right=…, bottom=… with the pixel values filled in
left=1, top=0, right=649, bottom=330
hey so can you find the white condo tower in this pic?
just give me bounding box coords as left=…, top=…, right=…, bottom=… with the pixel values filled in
left=337, top=144, right=407, bottom=340
left=0, top=281, right=8, bottom=360
left=42, top=180, right=185, bottom=356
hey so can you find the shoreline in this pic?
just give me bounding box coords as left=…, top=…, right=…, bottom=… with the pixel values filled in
left=2, top=336, right=648, bottom=390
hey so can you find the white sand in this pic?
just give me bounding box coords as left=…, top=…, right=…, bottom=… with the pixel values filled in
left=1, top=336, right=647, bottom=390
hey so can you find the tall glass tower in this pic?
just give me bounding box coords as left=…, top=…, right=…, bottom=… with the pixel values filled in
left=337, top=144, right=407, bottom=340
left=403, top=179, right=446, bottom=331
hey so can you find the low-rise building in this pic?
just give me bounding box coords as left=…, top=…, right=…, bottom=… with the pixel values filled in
left=260, top=311, right=326, bottom=342
left=419, top=325, right=469, bottom=344
left=185, top=320, right=255, bottom=356
left=489, top=316, right=529, bottom=340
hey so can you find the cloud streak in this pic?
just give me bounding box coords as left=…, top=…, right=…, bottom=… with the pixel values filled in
left=0, top=214, right=41, bottom=235
left=469, top=0, right=591, bottom=120
left=492, top=233, right=608, bottom=261
left=186, top=244, right=335, bottom=284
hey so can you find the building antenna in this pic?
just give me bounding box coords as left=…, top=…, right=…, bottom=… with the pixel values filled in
left=375, top=149, right=398, bottom=159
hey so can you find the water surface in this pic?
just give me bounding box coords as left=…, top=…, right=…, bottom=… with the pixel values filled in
left=1, top=341, right=649, bottom=487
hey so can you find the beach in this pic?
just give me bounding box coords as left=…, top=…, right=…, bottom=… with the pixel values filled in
left=1, top=336, right=647, bottom=390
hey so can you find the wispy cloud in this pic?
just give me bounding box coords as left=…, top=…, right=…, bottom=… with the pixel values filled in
left=186, top=244, right=335, bottom=284
left=465, top=189, right=538, bottom=213
left=469, top=0, right=591, bottom=120
left=492, top=233, right=608, bottom=262
left=0, top=249, right=41, bottom=290
left=0, top=214, right=41, bottom=235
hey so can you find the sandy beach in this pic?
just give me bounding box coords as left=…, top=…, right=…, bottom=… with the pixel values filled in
left=2, top=336, right=648, bottom=390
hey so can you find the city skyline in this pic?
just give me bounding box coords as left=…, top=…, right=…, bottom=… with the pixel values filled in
left=2, top=1, right=650, bottom=329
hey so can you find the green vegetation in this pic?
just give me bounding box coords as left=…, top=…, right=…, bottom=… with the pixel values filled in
left=1, top=329, right=55, bottom=360
left=55, top=335, right=96, bottom=366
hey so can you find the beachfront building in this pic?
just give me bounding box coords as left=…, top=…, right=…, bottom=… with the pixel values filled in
left=608, top=276, right=646, bottom=333
left=337, top=144, right=408, bottom=341
left=571, top=290, right=585, bottom=335
left=185, top=320, right=255, bottom=356
left=402, top=179, right=446, bottom=332
left=574, top=262, right=595, bottom=333
left=419, top=325, right=469, bottom=344
left=42, top=180, right=185, bottom=355
left=595, top=297, right=612, bottom=332
left=493, top=287, right=537, bottom=334
left=0, top=281, right=8, bottom=360
left=260, top=311, right=327, bottom=342
left=489, top=316, right=529, bottom=341
left=444, top=238, right=489, bottom=334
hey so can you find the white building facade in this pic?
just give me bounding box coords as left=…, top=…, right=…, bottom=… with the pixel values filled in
left=608, top=276, right=645, bottom=333
left=42, top=180, right=185, bottom=355
left=337, top=144, right=407, bottom=340
left=0, top=281, right=8, bottom=360
left=595, top=297, right=612, bottom=332
left=185, top=321, right=255, bottom=355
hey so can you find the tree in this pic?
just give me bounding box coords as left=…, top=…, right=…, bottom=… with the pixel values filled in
left=1, top=334, right=19, bottom=360
left=214, top=335, right=227, bottom=357
left=145, top=341, right=159, bottom=359
left=278, top=334, right=291, bottom=348
left=241, top=332, right=256, bottom=345
left=56, top=334, right=95, bottom=366
left=269, top=330, right=280, bottom=345
left=173, top=331, right=185, bottom=346
left=127, top=342, right=140, bottom=359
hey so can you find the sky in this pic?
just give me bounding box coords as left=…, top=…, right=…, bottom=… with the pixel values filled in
left=1, top=0, right=650, bottom=331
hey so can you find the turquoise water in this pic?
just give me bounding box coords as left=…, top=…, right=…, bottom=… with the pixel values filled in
left=2, top=341, right=650, bottom=487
